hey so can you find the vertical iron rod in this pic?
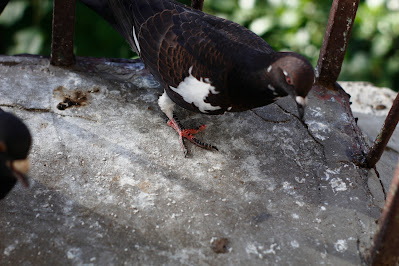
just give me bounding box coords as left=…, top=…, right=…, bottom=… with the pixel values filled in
left=191, top=0, right=204, bottom=11
left=316, top=0, right=359, bottom=88
left=369, top=163, right=399, bottom=264
left=50, top=0, right=76, bottom=66
left=365, top=93, right=399, bottom=168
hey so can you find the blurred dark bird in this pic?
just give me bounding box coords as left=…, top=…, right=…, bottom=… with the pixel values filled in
left=80, top=0, right=315, bottom=155
left=0, top=109, right=32, bottom=200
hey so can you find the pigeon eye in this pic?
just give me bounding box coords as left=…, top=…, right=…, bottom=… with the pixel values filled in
left=285, top=75, right=293, bottom=86
left=282, top=70, right=293, bottom=86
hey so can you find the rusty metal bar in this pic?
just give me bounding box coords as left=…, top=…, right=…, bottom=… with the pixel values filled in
left=369, top=162, right=399, bottom=265
left=191, top=0, right=204, bottom=11
left=365, top=93, right=399, bottom=168
left=50, top=0, right=76, bottom=66
left=316, top=0, right=359, bottom=88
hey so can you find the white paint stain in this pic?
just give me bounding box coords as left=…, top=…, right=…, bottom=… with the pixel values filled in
left=334, top=239, right=348, bottom=253
left=323, top=168, right=340, bottom=182
left=291, top=240, right=299, bottom=248
left=283, top=182, right=293, bottom=190
left=330, top=177, right=348, bottom=192
left=306, top=120, right=331, bottom=141
left=210, top=237, right=218, bottom=244
left=341, top=18, right=353, bottom=52
left=67, top=247, right=82, bottom=260
left=170, top=66, right=221, bottom=113
left=321, top=167, right=348, bottom=193
left=282, top=181, right=296, bottom=195
left=340, top=112, right=350, bottom=123
left=264, top=243, right=280, bottom=254
left=246, top=243, right=280, bottom=258
left=295, top=176, right=305, bottom=184
left=3, top=241, right=18, bottom=256
left=246, top=243, right=263, bottom=259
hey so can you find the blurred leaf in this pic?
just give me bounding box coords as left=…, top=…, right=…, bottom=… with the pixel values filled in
left=208, top=0, right=236, bottom=13
left=279, top=10, right=301, bottom=28
left=372, top=34, right=392, bottom=56
left=238, top=0, right=256, bottom=10
left=8, top=27, right=43, bottom=54
left=250, top=16, right=274, bottom=35
left=0, top=1, right=28, bottom=26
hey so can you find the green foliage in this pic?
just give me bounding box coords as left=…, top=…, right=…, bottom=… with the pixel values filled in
left=202, top=0, right=399, bottom=90
left=0, top=0, right=398, bottom=90
left=0, top=1, right=51, bottom=55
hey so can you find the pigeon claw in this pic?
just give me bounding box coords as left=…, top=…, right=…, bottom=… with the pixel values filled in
left=167, top=116, right=218, bottom=157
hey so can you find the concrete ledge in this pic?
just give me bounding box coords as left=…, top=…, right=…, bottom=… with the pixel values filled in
left=0, top=55, right=390, bottom=264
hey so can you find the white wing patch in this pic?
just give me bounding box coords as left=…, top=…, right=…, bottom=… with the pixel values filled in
left=132, top=26, right=141, bottom=53
left=169, top=66, right=221, bottom=113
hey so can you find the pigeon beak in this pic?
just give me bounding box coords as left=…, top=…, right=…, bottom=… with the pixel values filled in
left=295, top=96, right=307, bottom=120
left=11, top=159, right=30, bottom=187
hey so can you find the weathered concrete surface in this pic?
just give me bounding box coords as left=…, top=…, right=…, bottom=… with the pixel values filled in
left=0, top=55, right=388, bottom=265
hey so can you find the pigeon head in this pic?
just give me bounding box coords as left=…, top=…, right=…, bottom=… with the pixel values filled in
left=268, top=52, right=315, bottom=118
left=0, top=110, right=32, bottom=199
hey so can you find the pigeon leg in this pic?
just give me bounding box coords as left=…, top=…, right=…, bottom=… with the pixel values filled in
left=158, top=91, right=218, bottom=156
left=167, top=114, right=218, bottom=155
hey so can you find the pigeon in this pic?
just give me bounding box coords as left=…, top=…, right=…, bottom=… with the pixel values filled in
left=80, top=0, right=315, bottom=155
left=0, top=109, right=32, bottom=200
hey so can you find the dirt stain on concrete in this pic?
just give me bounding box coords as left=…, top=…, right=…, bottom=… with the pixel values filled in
left=53, top=86, right=99, bottom=110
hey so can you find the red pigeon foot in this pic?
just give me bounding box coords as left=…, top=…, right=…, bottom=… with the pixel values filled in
left=166, top=114, right=218, bottom=157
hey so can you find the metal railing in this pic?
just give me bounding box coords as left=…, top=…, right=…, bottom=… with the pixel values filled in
left=50, top=0, right=77, bottom=66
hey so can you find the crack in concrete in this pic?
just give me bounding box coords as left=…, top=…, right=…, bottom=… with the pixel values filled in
left=373, top=167, right=387, bottom=201
left=357, top=237, right=368, bottom=266
left=274, top=104, right=324, bottom=146
left=51, top=114, right=69, bottom=167
left=313, top=173, right=329, bottom=260
left=274, top=103, right=328, bottom=163
left=273, top=101, right=374, bottom=264
left=354, top=209, right=370, bottom=266
left=0, top=103, right=51, bottom=113
left=0, top=103, right=97, bottom=122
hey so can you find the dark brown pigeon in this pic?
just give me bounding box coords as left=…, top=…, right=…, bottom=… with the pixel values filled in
left=0, top=109, right=31, bottom=199
left=80, top=0, right=315, bottom=155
